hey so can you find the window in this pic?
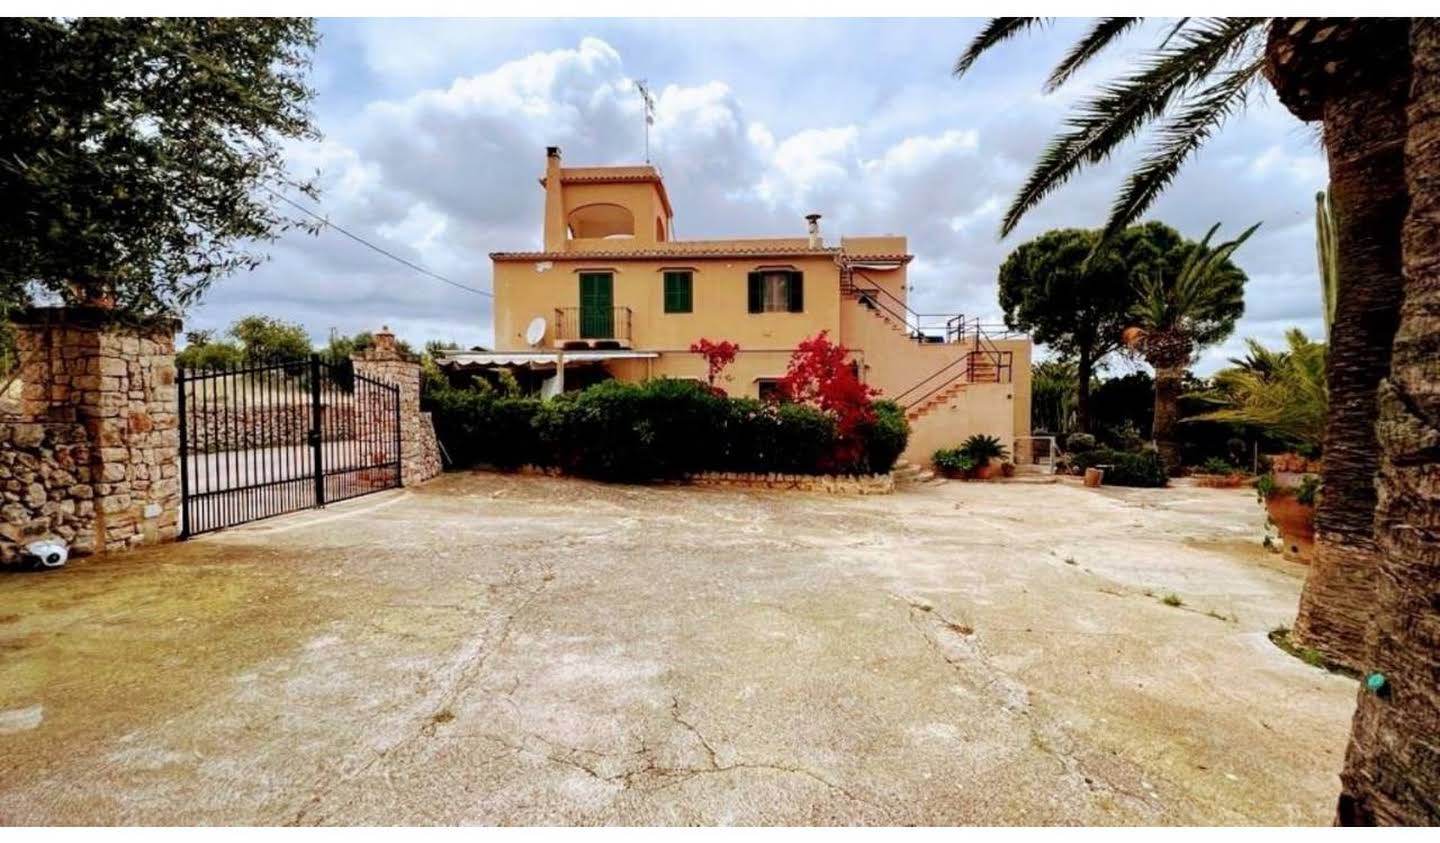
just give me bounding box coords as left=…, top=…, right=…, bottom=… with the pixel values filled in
left=747, top=270, right=803, bottom=313
left=663, top=271, right=693, bottom=313
left=757, top=378, right=787, bottom=402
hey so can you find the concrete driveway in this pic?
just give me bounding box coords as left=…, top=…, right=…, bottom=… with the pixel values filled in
left=0, top=472, right=1356, bottom=825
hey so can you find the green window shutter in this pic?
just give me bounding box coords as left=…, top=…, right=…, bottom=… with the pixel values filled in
left=664, top=271, right=693, bottom=313
left=787, top=271, right=804, bottom=313
left=747, top=272, right=763, bottom=313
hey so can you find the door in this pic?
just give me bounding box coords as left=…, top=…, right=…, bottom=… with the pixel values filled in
left=579, top=272, right=614, bottom=339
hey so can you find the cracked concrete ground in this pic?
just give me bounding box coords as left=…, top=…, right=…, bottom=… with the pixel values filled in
left=0, top=472, right=1356, bottom=825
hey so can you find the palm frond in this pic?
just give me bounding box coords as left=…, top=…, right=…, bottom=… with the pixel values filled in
left=954, top=18, right=1047, bottom=78
left=998, top=17, right=1263, bottom=238
left=1157, top=17, right=1192, bottom=49
left=1102, top=59, right=1264, bottom=237
left=1130, top=221, right=1258, bottom=337
left=1044, top=17, right=1144, bottom=92
left=1190, top=330, right=1327, bottom=449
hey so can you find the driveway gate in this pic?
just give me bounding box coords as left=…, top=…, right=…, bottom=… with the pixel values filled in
left=178, top=355, right=401, bottom=537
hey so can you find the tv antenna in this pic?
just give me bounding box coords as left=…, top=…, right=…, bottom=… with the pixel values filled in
left=634, top=79, right=656, bottom=163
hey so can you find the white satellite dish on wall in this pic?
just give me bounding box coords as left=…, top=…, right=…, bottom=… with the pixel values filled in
left=525, top=316, right=547, bottom=347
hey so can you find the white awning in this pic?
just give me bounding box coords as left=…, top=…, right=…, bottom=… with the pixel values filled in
left=437, top=350, right=659, bottom=368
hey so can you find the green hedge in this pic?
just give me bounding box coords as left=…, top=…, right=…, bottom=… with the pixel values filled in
left=425, top=379, right=909, bottom=481
left=1071, top=448, right=1168, bottom=488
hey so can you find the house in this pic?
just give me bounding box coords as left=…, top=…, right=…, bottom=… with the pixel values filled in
left=443, top=147, right=1033, bottom=467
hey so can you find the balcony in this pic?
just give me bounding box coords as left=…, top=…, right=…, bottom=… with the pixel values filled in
left=554, top=306, right=633, bottom=349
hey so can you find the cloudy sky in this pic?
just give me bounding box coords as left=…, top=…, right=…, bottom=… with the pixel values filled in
left=192, top=17, right=1328, bottom=374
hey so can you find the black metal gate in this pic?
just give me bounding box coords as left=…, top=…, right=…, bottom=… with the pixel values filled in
left=178, top=354, right=402, bottom=537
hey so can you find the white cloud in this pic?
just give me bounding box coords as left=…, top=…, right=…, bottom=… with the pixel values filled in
left=184, top=23, right=1326, bottom=375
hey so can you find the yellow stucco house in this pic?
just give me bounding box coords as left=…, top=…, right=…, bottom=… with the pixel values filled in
left=445, top=147, right=1033, bottom=467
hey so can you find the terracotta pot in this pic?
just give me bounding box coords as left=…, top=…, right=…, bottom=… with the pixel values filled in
left=1266, top=491, right=1316, bottom=563
left=973, top=461, right=998, bottom=481
left=1083, top=467, right=1104, bottom=488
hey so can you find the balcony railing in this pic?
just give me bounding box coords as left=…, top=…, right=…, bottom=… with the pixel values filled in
left=554, top=306, right=633, bottom=348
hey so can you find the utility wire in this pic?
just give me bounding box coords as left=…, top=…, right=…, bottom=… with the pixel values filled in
left=263, top=186, right=493, bottom=298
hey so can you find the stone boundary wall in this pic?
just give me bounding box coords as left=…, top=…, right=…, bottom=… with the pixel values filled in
left=0, top=422, right=97, bottom=561
left=186, top=402, right=357, bottom=453
left=516, top=464, right=895, bottom=495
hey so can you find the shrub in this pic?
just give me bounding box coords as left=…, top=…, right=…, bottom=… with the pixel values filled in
left=1064, top=432, right=1097, bottom=454
left=1071, top=448, right=1168, bottom=487
left=778, top=332, right=877, bottom=471
left=425, top=376, right=897, bottom=482
left=959, top=433, right=1009, bottom=463
left=859, top=400, right=909, bottom=474
left=933, top=447, right=976, bottom=476
left=1199, top=456, right=1238, bottom=475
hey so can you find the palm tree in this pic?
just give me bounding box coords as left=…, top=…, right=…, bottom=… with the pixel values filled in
left=957, top=16, right=1409, bottom=674
left=1123, top=223, right=1253, bottom=470
left=957, top=20, right=1422, bottom=822
left=1337, top=20, right=1440, bottom=827
left=1191, top=329, right=1328, bottom=452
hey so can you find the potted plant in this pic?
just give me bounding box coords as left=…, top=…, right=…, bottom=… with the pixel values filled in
left=1193, top=456, right=1248, bottom=488
left=959, top=434, right=1009, bottom=480
left=1258, top=473, right=1320, bottom=563
left=932, top=447, right=976, bottom=479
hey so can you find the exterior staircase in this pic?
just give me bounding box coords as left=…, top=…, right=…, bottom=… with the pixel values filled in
left=904, top=379, right=968, bottom=421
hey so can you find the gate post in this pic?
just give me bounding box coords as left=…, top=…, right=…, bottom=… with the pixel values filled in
left=351, top=326, right=441, bottom=487
left=8, top=307, right=181, bottom=556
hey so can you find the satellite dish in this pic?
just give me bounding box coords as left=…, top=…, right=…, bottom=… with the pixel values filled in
left=525, top=316, right=547, bottom=347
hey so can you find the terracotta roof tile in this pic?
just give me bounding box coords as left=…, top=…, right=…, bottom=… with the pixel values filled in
left=490, top=246, right=913, bottom=262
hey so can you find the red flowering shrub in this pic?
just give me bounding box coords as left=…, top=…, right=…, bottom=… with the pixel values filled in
left=777, top=331, right=877, bottom=471
left=689, top=338, right=740, bottom=395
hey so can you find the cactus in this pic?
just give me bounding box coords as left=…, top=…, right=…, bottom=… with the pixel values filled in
left=1315, top=189, right=1338, bottom=339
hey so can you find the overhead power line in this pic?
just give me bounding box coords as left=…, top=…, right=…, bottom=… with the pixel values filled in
left=263, top=187, right=493, bottom=298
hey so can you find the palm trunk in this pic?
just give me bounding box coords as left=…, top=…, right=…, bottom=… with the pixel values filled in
left=1337, top=19, right=1440, bottom=826
left=1152, top=363, right=1185, bottom=471
left=1292, top=32, right=1411, bottom=670
left=1075, top=344, right=1093, bottom=434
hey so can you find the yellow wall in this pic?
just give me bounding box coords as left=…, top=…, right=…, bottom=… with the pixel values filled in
left=562, top=181, right=668, bottom=249
left=493, top=254, right=842, bottom=354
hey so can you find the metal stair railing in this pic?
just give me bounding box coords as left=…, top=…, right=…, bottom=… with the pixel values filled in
left=843, top=267, right=966, bottom=344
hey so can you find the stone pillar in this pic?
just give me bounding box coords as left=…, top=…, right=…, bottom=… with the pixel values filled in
left=351, top=326, right=441, bottom=487
left=10, top=308, right=181, bottom=554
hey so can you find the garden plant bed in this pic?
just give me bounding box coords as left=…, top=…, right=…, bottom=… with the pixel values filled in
left=517, top=464, right=893, bottom=494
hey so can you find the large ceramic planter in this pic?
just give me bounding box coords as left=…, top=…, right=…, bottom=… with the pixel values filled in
left=1266, top=491, right=1316, bottom=563
left=972, top=461, right=998, bottom=481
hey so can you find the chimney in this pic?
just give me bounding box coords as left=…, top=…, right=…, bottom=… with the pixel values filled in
left=805, top=213, right=822, bottom=249
left=543, top=146, right=566, bottom=251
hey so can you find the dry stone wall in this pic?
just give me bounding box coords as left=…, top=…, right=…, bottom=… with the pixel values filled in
left=185, top=402, right=356, bottom=453
left=0, top=421, right=96, bottom=561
